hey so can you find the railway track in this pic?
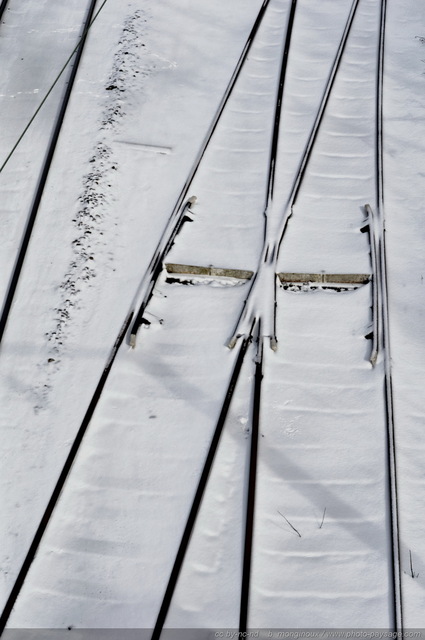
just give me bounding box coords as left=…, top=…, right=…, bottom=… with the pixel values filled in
left=0, top=0, right=102, bottom=344
left=129, top=0, right=272, bottom=346
left=0, top=1, right=277, bottom=631
left=0, top=0, right=405, bottom=634
left=149, top=0, right=402, bottom=631
left=0, top=0, right=8, bottom=23
left=373, top=0, right=402, bottom=627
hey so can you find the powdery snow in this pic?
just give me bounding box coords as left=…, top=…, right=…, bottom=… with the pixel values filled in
left=1, top=0, right=425, bottom=633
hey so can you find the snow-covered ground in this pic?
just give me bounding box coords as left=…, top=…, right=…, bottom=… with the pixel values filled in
left=1, top=0, right=425, bottom=633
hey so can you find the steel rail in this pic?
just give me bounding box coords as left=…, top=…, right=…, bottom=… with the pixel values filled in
left=0, top=0, right=402, bottom=633
left=227, top=0, right=361, bottom=351
left=227, top=0, right=298, bottom=350
left=239, top=326, right=263, bottom=635
left=284, top=0, right=361, bottom=215
left=0, top=0, right=108, bottom=175
left=151, top=331, right=253, bottom=640
left=129, top=0, right=272, bottom=346
left=271, top=0, right=361, bottom=265
left=375, top=0, right=403, bottom=630
left=269, top=0, right=361, bottom=346
left=0, top=311, right=133, bottom=635
left=0, top=0, right=101, bottom=345
left=0, top=3, right=273, bottom=631
left=266, top=0, right=297, bottom=205
left=0, top=0, right=8, bottom=23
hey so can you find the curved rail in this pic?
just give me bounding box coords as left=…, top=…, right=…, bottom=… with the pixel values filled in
left=0, top=0, right=8, bottom=23
left=129, top=0, right=272, bottom=347
left=227, top=0, right=361, bottom=351
left=0, top=0, right=403, bottom=633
